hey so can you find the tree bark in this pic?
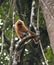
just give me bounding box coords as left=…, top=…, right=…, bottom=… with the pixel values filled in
left=39, top=0, right=54, bottom=53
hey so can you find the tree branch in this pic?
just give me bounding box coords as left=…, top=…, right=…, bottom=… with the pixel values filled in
left=16, top=0, right=25, bottom=21
left=15, top=35, right=39, bottom=51
left=12, top=34, right=39, bottom=65
left=0, top=30, right=11, bottom=46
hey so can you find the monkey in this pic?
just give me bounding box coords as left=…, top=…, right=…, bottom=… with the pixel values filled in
left=15, top=20, right=39, bottom=43
left=15, top=20, right=29, bottom=39
left=15, top=20, right=39, bottom=63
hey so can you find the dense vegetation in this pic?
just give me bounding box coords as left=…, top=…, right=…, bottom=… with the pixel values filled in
left=0, top=0, right=54, bottom=65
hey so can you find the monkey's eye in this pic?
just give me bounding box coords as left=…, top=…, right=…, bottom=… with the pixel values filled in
left=18, top=23, right=22, bottom=28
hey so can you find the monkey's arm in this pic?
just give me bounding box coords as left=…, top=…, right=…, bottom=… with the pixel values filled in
left=28, top=30, right=39, bottom=42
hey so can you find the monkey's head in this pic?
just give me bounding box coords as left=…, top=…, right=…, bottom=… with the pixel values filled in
left=15, top=20, right=28, bottom=31
left=15, top=20, right=24, bottom=29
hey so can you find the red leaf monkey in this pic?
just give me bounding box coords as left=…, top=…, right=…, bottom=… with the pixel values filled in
left=15, top=20, right=29, bottom=39
left=15, top=20, right=38, bottom=42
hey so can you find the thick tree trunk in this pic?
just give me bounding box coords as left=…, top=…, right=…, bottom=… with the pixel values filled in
left=39, top=0, right=54, bottom=53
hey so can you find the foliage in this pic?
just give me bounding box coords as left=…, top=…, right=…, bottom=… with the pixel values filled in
left=45, top=46, right=54, bottom=65
left=0, top=0, right=54, bottom=65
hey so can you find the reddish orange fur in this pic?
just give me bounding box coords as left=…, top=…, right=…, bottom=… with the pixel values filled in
left=15, top=20, right=38, bottom=42
left=15, top=20, right=28, bottom=39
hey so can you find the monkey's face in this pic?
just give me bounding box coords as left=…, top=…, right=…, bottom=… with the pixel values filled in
left=17, top=22, right=22, bottom=29
left=16, top=20, right=24, bottom=30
